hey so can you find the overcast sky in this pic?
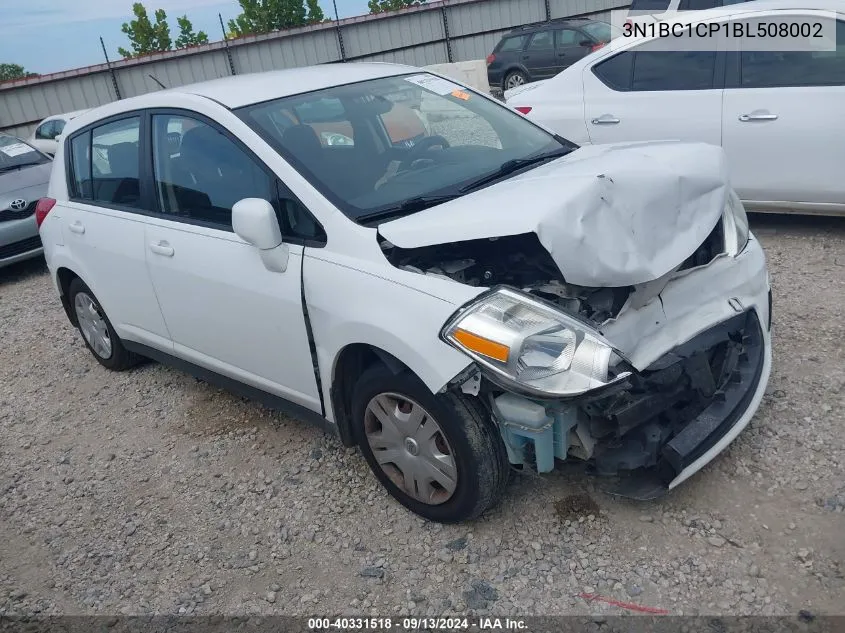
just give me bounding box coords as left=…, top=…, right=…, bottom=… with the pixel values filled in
left=0, top=0, right=372, bottom=74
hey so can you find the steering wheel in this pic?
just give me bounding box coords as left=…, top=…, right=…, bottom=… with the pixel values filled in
left=399, top=135, right=451, bottom=170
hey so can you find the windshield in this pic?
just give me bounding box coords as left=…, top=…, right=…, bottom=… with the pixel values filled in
left=582, top=21, right=623, bottom=42
left=237, top=73, right=573, bottom=223
left=0, top=135, right=49, bottom=172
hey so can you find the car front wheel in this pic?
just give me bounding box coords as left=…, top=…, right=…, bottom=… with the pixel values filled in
left=352, top=365, right=509, bottom=523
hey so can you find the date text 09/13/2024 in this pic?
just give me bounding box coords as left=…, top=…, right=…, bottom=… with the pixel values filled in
left=308, top=617, right=528, bottom=630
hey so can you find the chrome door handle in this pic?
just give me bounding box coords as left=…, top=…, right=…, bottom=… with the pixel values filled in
left=68, top=221, right=85, bottom=234
left=739, top=113, right=778, bottom=122
left=591, top=115, right=620, bottom=125
left=149, top=241, right=174, bottom=257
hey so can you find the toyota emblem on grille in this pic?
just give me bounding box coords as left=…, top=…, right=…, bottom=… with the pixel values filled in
left=9, top=199, right=27, bottom=211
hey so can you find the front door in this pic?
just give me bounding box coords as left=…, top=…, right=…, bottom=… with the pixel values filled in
left=721, top=16, right=845, bottom=209
left=143, top=111, right=322, bottom=411
left=522, top=30, right=558, bottom=80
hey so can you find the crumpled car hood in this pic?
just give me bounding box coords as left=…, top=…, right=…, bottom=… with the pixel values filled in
left=378, top=141, right=729, bottom=287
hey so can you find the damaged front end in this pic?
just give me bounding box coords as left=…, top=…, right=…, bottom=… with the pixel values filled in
left=379, top=198, right=771, bottom=498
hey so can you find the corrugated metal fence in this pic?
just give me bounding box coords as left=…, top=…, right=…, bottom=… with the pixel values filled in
left=0, top=0, right=630, bottom=138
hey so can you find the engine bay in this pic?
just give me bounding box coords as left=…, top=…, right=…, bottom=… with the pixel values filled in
left=381, top=232, right=632, bottom=325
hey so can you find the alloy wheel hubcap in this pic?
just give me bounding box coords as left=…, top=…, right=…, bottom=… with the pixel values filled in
left=74, top=292, right=112, bottom=359
left=507, top=74, right=525, bottom=88
left=364, top=393, right=457, bottom=505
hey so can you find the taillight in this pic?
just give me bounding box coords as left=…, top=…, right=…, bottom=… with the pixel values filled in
left=35, top=198, right=56, bottom=229
left=625, top=18, right=633, bottom=28
left=592, top=42, right=607, bottom=52
left=486, top=53, right=496, bottom=65
left=514, top=106, right=532, bottom=115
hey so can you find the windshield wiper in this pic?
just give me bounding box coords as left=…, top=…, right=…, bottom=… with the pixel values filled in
left=0, top=164, right=27, bottom=173
left=459, top=147, right=573, bottom=194
left=359, top=193, right=462, bottom=225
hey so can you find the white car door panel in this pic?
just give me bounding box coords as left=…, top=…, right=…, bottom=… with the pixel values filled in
left=142, top=110, right=321, bottom=411
left=722, top=18, right=845, bottom=206
left=584, top=48, right=724, bottom=147
left=143, top=220, right=321, bottom=410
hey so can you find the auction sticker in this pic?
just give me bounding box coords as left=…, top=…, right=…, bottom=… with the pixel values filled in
left=0, top=142, right=34, bottom=157
left=404, top=73, right=461, bottom=96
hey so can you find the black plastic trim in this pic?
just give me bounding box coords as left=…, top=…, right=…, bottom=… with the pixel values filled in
left=661, top=310, right=765, bottom=475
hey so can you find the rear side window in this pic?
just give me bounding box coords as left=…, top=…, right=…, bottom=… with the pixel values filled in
left=497, top=35, right=527, bottom=52
left=633, top=51, right=716, bottom=90
left=528, top=31, right=554, bottom=51
left=593, top=49, right=716, bottom=91
left=91, top=117, right=142, bottom=208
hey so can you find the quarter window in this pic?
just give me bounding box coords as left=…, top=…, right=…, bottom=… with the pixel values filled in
left=91, top=117, right=142, bottom=208
left=151, top=114, right=273, bottom=229
left=69, top=131, right=92, bottom=199
left=528, top=31, right=554, bottom=51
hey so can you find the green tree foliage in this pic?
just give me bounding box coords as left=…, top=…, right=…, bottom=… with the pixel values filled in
left=118, top=3, right=172, bottom=58
left=305, top=0, right=325, bottom=23
left=175, top=15, right=209, bottom=48
left=0, top=63, right=38, bottom=81
left=368, top=0, right=426, bottom=13
left=227, top=0, right=326, bottom=37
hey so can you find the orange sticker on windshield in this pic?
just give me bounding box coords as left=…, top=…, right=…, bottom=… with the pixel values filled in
left=451, top=89, right=470, bottom=101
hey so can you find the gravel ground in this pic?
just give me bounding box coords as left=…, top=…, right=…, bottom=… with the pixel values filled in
left=1, top=214, right=843, bottom=618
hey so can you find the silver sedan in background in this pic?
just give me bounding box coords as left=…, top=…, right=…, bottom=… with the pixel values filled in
left=0, top=134, right=51, bottom=269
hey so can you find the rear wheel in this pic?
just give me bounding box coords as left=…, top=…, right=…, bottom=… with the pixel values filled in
left=504, top=70, right=528, bottom=91
left=68, top=278, right=139, bottom=371
left=352, top=365, right=509, bottom=523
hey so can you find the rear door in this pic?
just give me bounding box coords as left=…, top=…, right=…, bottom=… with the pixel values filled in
left=721, top=15, right=845, bottom=210
left=554, top=28, right=589, bottom=74
left=61, top=115, right=173, bottom=350
left=583, top=38, right=724, bottom=146
left=522, top=30, right=558, bottom=79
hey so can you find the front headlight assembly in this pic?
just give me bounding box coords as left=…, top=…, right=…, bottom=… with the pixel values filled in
left=724, top=191, right=750, bottom=256
left=441, top=287, right=630, bottom=399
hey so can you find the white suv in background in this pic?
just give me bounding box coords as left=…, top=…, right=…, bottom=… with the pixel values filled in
left=28, top=110, right=90, bottom=156
left=37, top=64, right=771, bottom=522
left=508, top=0, right=845, bottom=216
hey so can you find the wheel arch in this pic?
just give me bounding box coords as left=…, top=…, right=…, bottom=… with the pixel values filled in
left=330, top=343, right=415, bottom=447
left=56, top=266, right=82, bottom=327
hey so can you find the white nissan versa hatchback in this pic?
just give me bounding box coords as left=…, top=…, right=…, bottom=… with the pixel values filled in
left=37, top=63, right=772, bottom=523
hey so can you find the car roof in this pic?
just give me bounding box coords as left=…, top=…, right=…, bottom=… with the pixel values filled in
left=40, top=109, right=90, bottom=123
left=154, top=62, right=421, bottom=110
left=507, top=17, right=600, bottom=34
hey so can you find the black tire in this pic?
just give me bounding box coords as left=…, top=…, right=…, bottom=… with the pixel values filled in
left=351, top=365, right=509, bottom=523
left=503, top=69, right=528, bottom=92
left=68, top=278, right=139, bottom=371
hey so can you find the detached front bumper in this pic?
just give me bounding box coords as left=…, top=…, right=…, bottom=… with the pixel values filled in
left=490, top=236, right=772, bottom=497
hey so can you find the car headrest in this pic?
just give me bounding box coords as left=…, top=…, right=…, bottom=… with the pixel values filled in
left=282, top=124, right=323, bottom=158
left=107, top=142, right=139, bottom=178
